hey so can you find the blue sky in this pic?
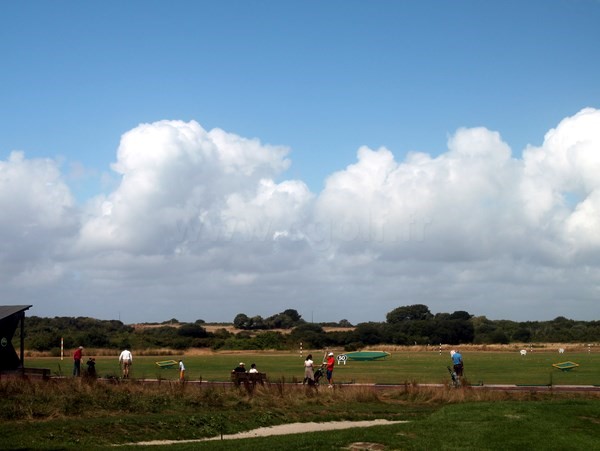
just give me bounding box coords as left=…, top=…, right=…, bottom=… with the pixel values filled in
left=3, top=1, right=597, bottom=195
left=1, top=1, right=600, bottom=324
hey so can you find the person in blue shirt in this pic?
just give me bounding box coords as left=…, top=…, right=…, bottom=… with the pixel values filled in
left=451, top=350, right=464, bottom=378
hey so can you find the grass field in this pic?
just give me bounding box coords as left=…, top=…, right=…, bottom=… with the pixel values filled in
left=5, top=347, right=600, bottom=449
left=1, top=377, right=598, bottom=450
left=24, top=349, right=600, bottom=385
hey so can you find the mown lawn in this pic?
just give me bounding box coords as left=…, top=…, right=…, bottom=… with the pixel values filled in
left=24, top=350, right=600, bottom=385
left=166, top=399, right=600, bottom=451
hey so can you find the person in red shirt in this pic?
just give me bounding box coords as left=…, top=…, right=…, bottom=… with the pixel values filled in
left=325, top=352, right=335, bottom=388
left=73, top=346, right=83, bottom=377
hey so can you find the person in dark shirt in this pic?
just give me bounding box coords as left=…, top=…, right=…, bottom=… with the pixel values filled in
left=86, top=357, right=97, bottom=378
left=233, top=362, right=246, bottom=373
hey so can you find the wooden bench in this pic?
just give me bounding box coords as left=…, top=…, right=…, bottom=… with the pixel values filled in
left=1, top=368, right=51, bottom=380
left=26, top=367, right=51, bottom=379
left=231, top=371, right=267, bottom=386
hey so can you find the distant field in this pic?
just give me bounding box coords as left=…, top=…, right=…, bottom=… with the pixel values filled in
left=131, top=323, right=354, bottom=335
left=25, top=349, right=600, bottom=385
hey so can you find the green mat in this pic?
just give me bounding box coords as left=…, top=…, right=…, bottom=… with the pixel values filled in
left=552, top=361, right=579, bottom=371
left=343, top=351, right=391, bottom=361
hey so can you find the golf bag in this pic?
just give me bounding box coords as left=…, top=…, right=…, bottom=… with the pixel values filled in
left=447, top=366, right=461, bottom=387
left=313, top=363, right=326, bottom=385
left=304, top=363, right=326, bottom=386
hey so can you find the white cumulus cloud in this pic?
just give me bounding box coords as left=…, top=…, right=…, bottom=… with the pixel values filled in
left=2, top=109, right=600, bottom=323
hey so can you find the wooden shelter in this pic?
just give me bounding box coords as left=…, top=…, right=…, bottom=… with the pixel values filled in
left=0, top=305, right=32, bottom=371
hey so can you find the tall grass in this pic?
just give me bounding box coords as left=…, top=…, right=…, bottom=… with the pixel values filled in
left=0, top=378, right=227, bottom=421
left=2, top=377, right=597, bottom=423
left=2, top=377, right=599, bottom=449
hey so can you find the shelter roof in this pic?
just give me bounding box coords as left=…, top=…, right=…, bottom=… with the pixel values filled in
left=0, top=305, right=32, bottom=321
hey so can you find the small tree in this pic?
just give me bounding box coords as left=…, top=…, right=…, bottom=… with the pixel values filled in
left=386, top=304, right=433, bottom=323
left=233, top=313, right=251, bottom=329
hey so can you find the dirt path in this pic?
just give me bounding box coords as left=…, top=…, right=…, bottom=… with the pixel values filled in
left=126, top=419, right=408, bottom=446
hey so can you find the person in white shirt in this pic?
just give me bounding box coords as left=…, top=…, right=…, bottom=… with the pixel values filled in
left=248, top=363, right=258, bottom=373
left=178, top=359, right=186, bottom=381
left=119, top=349, right=133, bottom=378
left=303, top=354, right=314, bottom=385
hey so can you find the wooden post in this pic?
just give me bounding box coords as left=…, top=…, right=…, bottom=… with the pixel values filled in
left=19, top=312, right=25, bottom=374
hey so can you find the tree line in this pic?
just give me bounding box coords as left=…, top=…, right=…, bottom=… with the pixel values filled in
left=21, top=305, right=599, bottom=354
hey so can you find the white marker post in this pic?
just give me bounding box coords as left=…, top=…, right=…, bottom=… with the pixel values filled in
left=60, top=337, right=64, bottom=361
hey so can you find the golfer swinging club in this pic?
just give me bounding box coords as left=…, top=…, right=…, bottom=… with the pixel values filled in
left=451, top=349, right=463, bottom=380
